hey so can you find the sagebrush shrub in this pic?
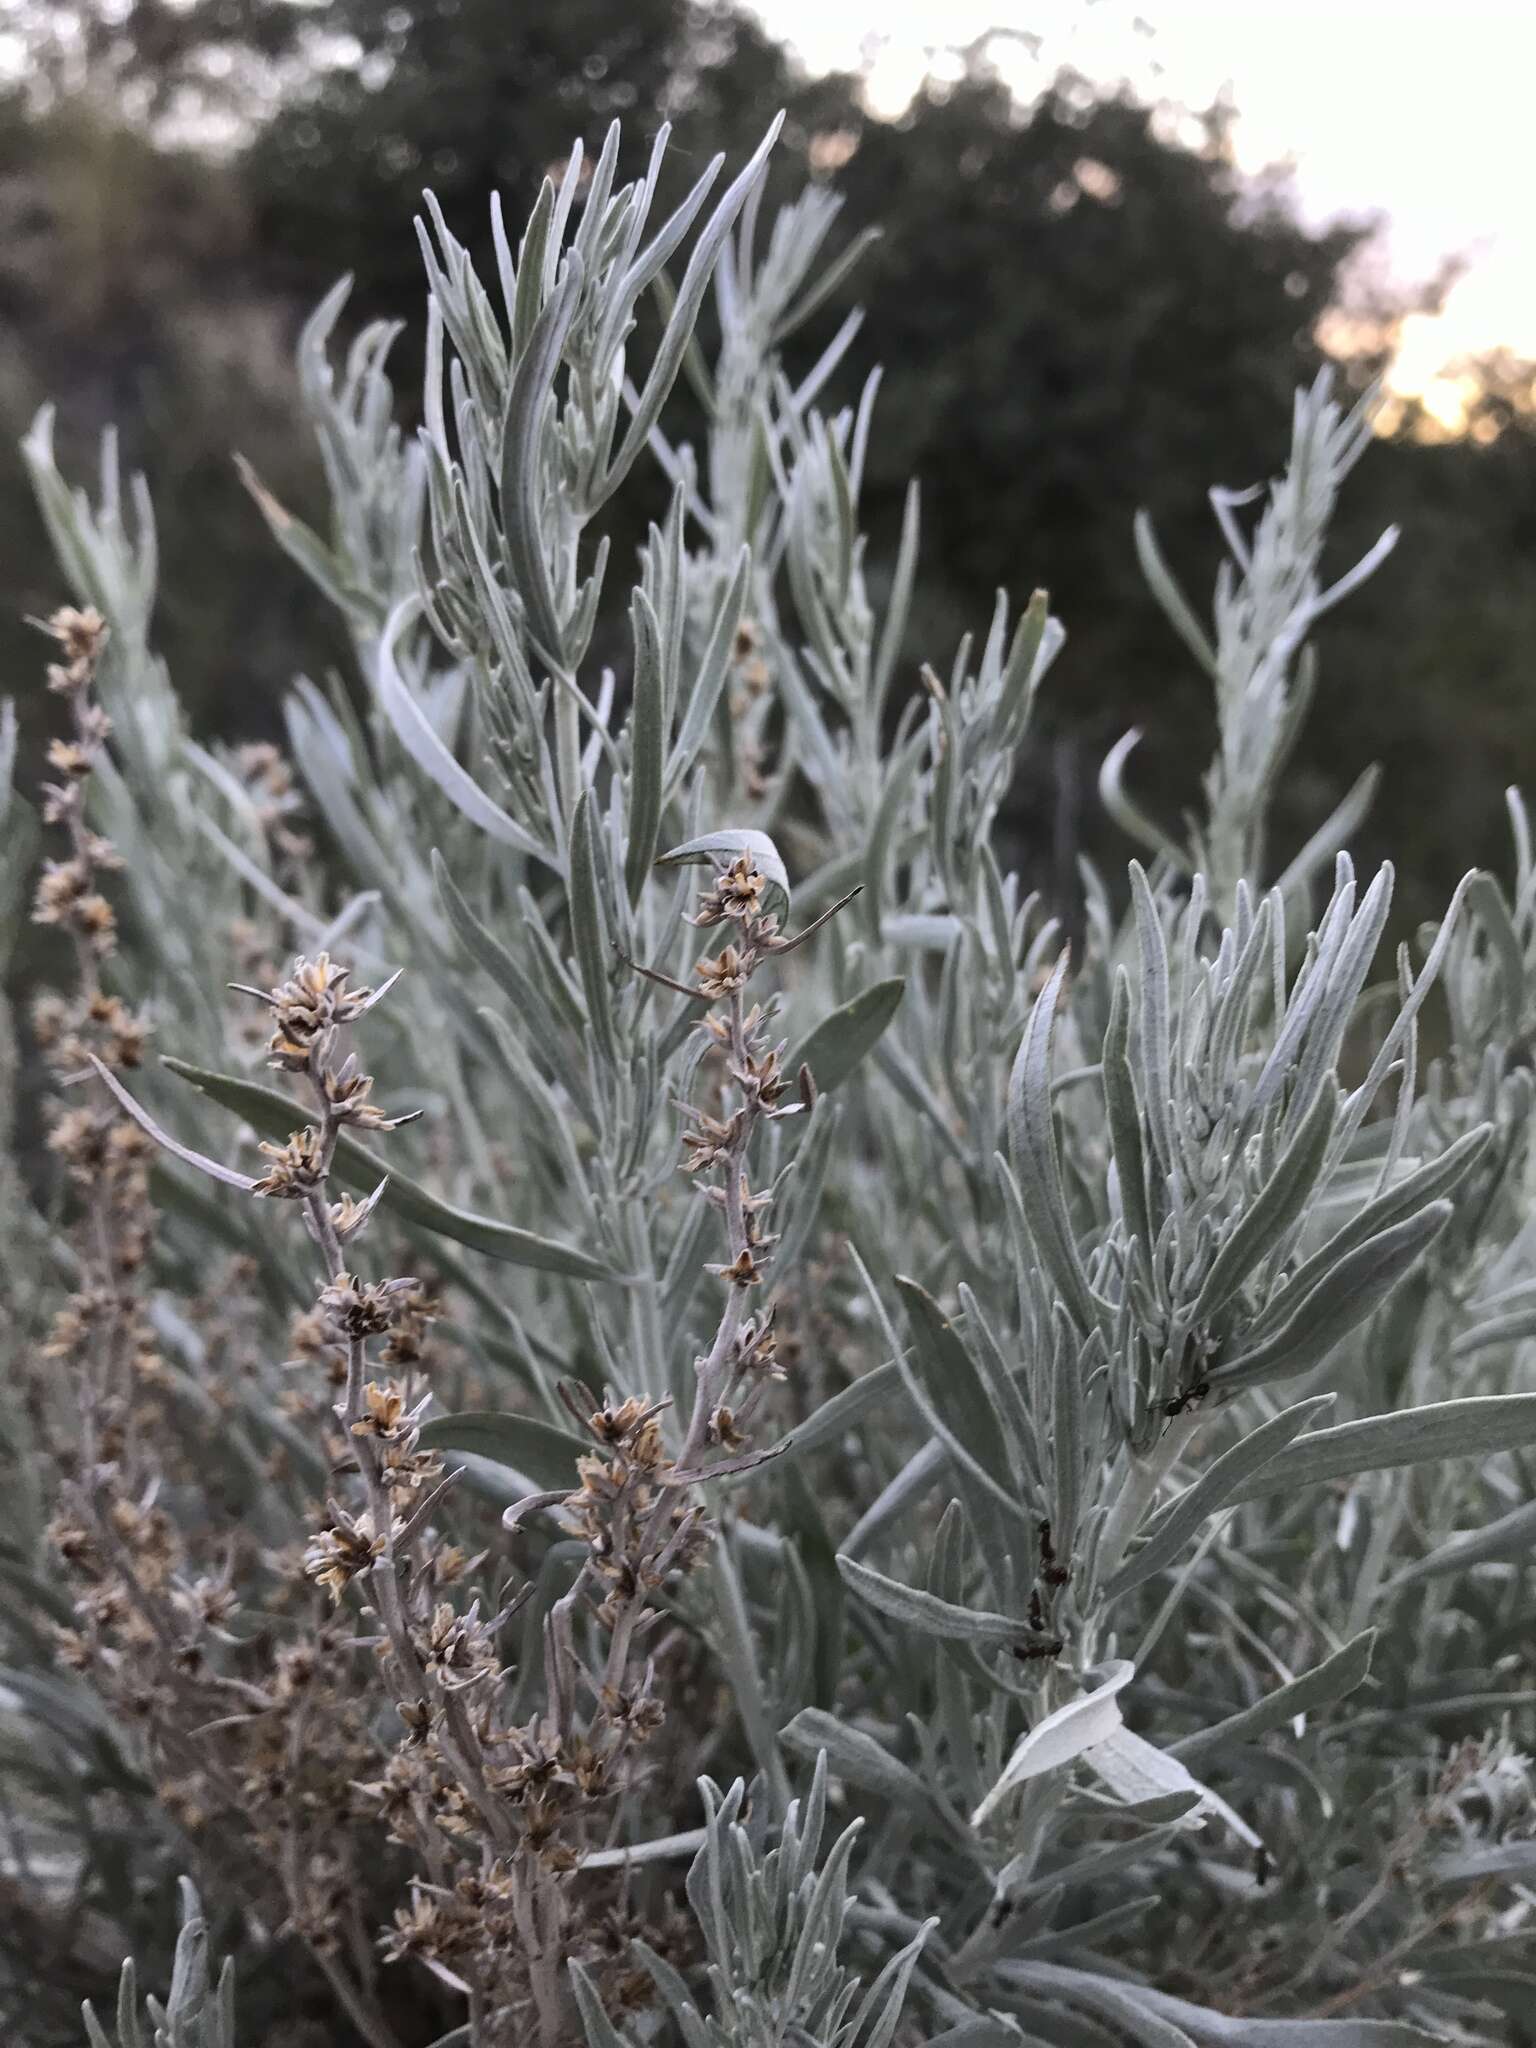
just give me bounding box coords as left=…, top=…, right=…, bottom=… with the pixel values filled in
left=3, top=116, right=1536, bottom=2048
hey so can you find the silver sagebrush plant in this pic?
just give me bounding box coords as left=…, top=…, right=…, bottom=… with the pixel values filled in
left=0, top=113, right=1533, bottom=2048
left=82, top=1884, right=235, bottom=2048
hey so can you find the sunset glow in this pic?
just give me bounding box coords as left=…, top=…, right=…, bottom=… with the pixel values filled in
left=752, top=0, right=1536, bottom=431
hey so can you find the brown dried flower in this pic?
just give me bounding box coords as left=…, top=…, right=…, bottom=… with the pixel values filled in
left=303, top=1504, right=393, bottom=1600
left=252, top=1127, right=327, bottom=1199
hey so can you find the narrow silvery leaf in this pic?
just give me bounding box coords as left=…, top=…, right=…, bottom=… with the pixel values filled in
left=1007, top=1965, right=1439, bottom=2046
left=1272, top=764, right=1382, bottom=900
left=569, top=119, right=621, bottom=273
left=1286, top=866, right=1393, bottom=1131
left=511, top=177, right=557, bottom=360
left=776, top=1464, right=842, bottom=1710
left=1195, top=1086, right=1337, bottom=1319
left=82, top=2003, right=115, bottom=2048
left=1003, top=1959, right=1199, bottom=2046
left=821, top=415, right=856, bottom=596
left=1337, top=868, right=1475, bottom=1149
left=972, top=1661, right=1135, bottom=1826
left=785, top=1748, right=832, bottom=1897
left=1170, top=1630, right=1375, bottom=1766
left=893, top=1276, right=1015, bottom=1498
left=883, top=911, right=963, bottom=950
left=1051, top=1311, right=1086, bottom=1559
left=767, top=1096, right=840, bottom=1287
left=1100, top=729, right=1188, bottom=869
left=1107, top=1396, right=1335, bottom=1602
left=1008, top=1894, right=1158, bottom=1963
left=1128, top=863, right=1176, bottom=1179
left=1226, top=1393, right=1536, bottom=1504
left=779, top=1708, right=960, bottom=1833
left=612, top=137, right=719, bottom=330
left=601, top=116, right=783, bottom=502
left=846, top=1915, right=936, bottom=2048
left=162, top=1057, right=622, bottom=1280
left=776, top=221, right=883, bottom=344
left=1103, top=967, right=1154, bottom=1258
left=628, top=1937, right=701, bottom=2036
left=710, top=1541, right=790, bottom=1801
left=433, top=850, right=574, bottom=1069
left=1134, top=508, right=1218, bottom=677
left=518, top=884, right=591, bottom=1039
left=1007, top=954, right=1099, bottom=1335
left=623, top=587, right=666, bottom=903
left=1208, top=889, right=1273, bottom=1083
left=772, top=630, right=846, bottom=798
left=684, top=1781, right=738, bottom=1966
left=194, top=812, right=331, bottom=946
left=837, top=1554, right=1044, bottom=1646
left=783, top=1810, right=863, bottom=2012
left=664, top=546, right=750, bottom=797
left=570, top=1961, right=631, bottom=2048
left=1387, top=1496, right=1536, bottom=1591
left=1246, top=871, right=1354, bottom=1129
left=1262, top=1125, right=1489, bottom=1341
left=376, top=600, right=546, bottom=859
left=925, top=664, right=960, bottom=868
left=236, top=452, right=369, bottom=624
left=1465, top=870, right=1525, bottom=1035
left=841, top=1440, right=946, bottom=1562
left=569, top=787, right=618, bottom=1067
left=872, top=478, right=920, bottom=715
left=924, top=2024, right=1025, bottom=2047
left=1452, top=1304, right=1536, bottom=1358
left=499, top=250, right=584, bottom=662
left=1211, top=1202, right=1451, bottom=1391
left=165, top=1883, right=211, bottom=2012
left=961, top=1284, right=1042, bottom=1497
left=1007, top=1817, right=1200, bottom=1909
left=1428, top=1840, right=1536, bottom=1883
left=994, top=588, right=1056, bottom=755
left=0, top=698, right=17, bottom=818
left=864, top=727, right=926, bottom=935
left=794, top=978, right=905, bottom=1093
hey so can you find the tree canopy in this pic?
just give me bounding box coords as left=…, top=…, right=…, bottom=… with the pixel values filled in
left=1, top=0, right=1531, bottom=926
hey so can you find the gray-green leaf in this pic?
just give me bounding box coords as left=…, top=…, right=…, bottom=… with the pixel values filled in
left=1107, top=1396, right=1335, bottom=1601
left=794, top=978, right=905, bottom=1093
left=836, top=1554, right=1042, bottom=1644
left=1170, top=1630, right=1375, bottom=1766
left=1225, top=1395, right=1536, bottom=1504
left=162, top=1057, right=621, bottom=1281
left=418, top=1410, right=588, bottom=1494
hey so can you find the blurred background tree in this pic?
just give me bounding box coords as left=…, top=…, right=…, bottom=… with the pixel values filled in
left=2, top=0, right=1532, bottom=928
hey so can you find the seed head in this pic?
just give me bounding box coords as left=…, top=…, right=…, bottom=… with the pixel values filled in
left=303, top=1503, right=392, bottom=1599
left=252, top=1127, right=327, bottom=1199
left=231, top=953, right=399, bottom=1069
left=319, top=1271, right=419, bottom=1340
left=44, top=605, right=108, bottom=668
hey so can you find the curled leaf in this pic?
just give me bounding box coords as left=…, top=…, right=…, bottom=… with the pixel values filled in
left=89, top=1058, right=257, bottom=1193
left=656, top=828, right=790, bottom=922
left=972, top=1661, right=1135, bottom=1826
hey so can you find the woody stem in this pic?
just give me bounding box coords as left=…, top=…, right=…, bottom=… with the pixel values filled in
left=301, top=1078, right=514, bottom=1855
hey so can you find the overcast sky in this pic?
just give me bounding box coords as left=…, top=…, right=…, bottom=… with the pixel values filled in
left=751, top=0, right=1535, bottom=428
